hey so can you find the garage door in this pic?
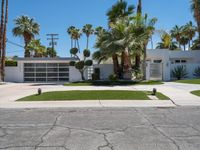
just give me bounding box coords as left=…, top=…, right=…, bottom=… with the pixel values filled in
left=24, top=63, right=69, bottom=82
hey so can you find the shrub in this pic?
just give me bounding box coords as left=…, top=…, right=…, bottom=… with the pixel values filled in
left=171, top=65, right=188, bottom=80
left=70, top=48, right=78, bottom=55
left=69, top=61, right=76, bottom=66
left=194, top=67, right=200, bottom=78
left=5, top=60, right=17, bottom=67
left=83, top=49, right=90, bottom=57
left=84, top=60, right=93, bottom=66
left=75, top=61, right=84, bottom=70
left=109, top=74, right=118, bottom=81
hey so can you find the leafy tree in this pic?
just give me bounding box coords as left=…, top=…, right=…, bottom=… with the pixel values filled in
left=27, top=39, right=46, bottom=57
left=82, top=24, right=94, bottom=49
left=179, top=35, right=190, bottom=51
left=46, top=47, right=57, bottom=57
left=156, top=33, right=178, bottom=50
left=69, top=49, right=93, bottom=80
left=12, top=16, right=40, bottom=57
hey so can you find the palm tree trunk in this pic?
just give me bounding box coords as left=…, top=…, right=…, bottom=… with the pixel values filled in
left=71, top=38, right=73, bottom=48
left=112, top=53, right=119, bottom=77
left=86, top=36, right=89, bottom=49
left=0, top=0, right=5, bottom=81
left=77, top=40, right=80, bottom=53
left=135, top=54, right=140, bottom=70
left=1, top=0, right=8, bottom=82
left=123, top=48, right=132, bottom=80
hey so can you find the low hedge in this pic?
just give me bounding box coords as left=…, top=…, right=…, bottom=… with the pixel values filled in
left=5, top=60, right=17, bottom=67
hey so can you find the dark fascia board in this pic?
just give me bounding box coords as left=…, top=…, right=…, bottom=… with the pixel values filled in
left=14, top=57, right=79, bottom=61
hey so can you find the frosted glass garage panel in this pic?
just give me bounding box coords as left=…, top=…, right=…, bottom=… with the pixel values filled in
left=24, top=63, right=69, bottom=82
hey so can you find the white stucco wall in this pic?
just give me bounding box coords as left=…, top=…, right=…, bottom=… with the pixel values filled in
left=94, top=64, right=114, bottom=80
left=5, top=61, right=24, bottom=82
left=69, top=66, right=82, bottom=82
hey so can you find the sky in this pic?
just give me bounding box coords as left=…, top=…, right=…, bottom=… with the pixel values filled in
left=6, top=0, right=194, bottom=57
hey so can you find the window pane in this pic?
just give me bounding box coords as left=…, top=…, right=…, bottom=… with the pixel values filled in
left=59, top=78, right=69, bottom=81
left=36, top=68, right=46, bottom=72
left=24, top=63, right=35, bottom=67
left=47, top=78, right=58, bottom=82
left=36, top=78, right=46, bottom=82
left=47, top=63, right=58, bottom=67
left=24, top=68, right=34, bottom=72
left=48, top=73, right=58, bottom=77
left=36, top=63, right=46, bottom=67
left=47, top=68, right=58, bottom=72
left=59, top=68, right=69, bottom=72
left=24, top=78, right=35, bottom=82
left=59, top=63, right=69, bottom=67
left=24, top=73, right=35, bottom=77
left=36, top=73, right=46, bottom=77
left=59, top=73, right=69, bottom=77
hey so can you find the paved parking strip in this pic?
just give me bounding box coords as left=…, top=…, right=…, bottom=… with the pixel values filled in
left=1, top=107, right=200, bottom=150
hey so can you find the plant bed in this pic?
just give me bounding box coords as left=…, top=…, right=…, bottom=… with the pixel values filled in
left=17, top=90, right=169, bottom=101
left=175, top=79, right=200, bottom=84
left=64, top=80, right=163, bottom=86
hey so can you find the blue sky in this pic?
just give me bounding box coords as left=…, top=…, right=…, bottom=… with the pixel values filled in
left=6, top=0, right=194, bottom=57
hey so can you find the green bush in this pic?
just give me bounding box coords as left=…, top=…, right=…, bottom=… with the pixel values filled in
left=70, top=48, right=78, bottom=55
left=109, top=74, right=118, bottom=81
left=69, top=61, right=76, bottom=66
left=5, top=60, right=17, bottom=67
left=75, top=61, right=84, bottom=70
left=194, top=67, right=200, bottom=78
left=171, top=66, right=188, bottom=80
left=84, top=60, right=93, bottom=66
left=83, top=49, right=90, bottom=57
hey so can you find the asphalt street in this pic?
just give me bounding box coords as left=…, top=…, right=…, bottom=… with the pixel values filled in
left=1, top=107, right=200, bottom=150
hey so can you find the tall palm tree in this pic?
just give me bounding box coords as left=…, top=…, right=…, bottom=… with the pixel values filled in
left=191, top=0, right=200, bottom=40
left=1, top=0, right=8, bottom=81
left=12, top=16, right=40, bottom=57
left=179, top=35, right=190, bottom=51
left=67, top=26, right=75, bottom=49
left=107, top=0, right=134, bottom=24
left=170, top=25, right=183, bottom=48
left=71, top=28, right=82, bottom=53
left=82, top=24, right=94, bottom=49
left=0, top=0, right=4, bottom=59
left=183, top=21, right=196, bottom=49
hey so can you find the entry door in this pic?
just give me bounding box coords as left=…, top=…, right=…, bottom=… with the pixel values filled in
left=150, top=63, right=163, bottom=80
left=24, top=63, right=69, bottom=82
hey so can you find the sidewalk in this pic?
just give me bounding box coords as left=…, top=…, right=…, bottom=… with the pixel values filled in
left=0, top=82, right=200, bottom=108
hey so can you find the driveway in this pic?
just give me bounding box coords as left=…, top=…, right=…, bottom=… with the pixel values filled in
left=0, top=82, right=200, bottom=108
left=1, top=107, right=200, bottom=150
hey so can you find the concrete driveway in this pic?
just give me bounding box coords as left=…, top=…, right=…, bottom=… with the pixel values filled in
left=0, top=82, right=200, bottom=108
left=1, top=107, right=200, bottom=150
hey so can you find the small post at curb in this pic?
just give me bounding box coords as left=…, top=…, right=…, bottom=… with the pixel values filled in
left=152, top=88, right=157, bottom=95
left=38, top=88, right=42, bottom=95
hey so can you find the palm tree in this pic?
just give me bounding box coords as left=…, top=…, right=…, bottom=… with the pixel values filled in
left=191, top=0, right=200, bottom=40
left=12, top=16, right=40, bottom=57
left=71, top=28, right=82, bottom=53
left=170, top=25, right=183, bottom=48
left=27, top=39, right=47, bottom=57
left=156, top=33, right=178, bottom=50
left=183, top=21, right=196, bottom=49
left=107, top=0, right=134, bottom=24
left=179, top=35, right=190, bottom=51
left=1, top=0, right=8, bottom=81
left=82, top=24, right=94, bottom=49
left=94, top=26, right=106, bottom=36
left=67, top=26, right=75, bottom=49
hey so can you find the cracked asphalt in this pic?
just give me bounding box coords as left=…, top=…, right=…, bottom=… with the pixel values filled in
left=1, top=107, right=200, bottom=150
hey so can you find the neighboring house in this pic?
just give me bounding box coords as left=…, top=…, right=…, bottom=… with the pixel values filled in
left=4, top=49, right=200, bottom=83
left=146, top=49, right=200, bottom=81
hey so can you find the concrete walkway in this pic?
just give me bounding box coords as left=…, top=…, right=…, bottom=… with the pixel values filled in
left=0, top=82, right=200, bottom=108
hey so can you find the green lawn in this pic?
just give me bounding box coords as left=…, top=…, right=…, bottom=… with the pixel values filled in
left=191, top=90, right=200, bottom=97
left=64, top=80, right=163, bottom=86
left=175, top=79, right=200, bottom=84
left=17, top=90, right=169, bottom=101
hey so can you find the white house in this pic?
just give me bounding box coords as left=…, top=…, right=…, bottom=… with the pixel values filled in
left=146, top=49, right=200, bottom=81
left=4, top=49, right=200, bottom=83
